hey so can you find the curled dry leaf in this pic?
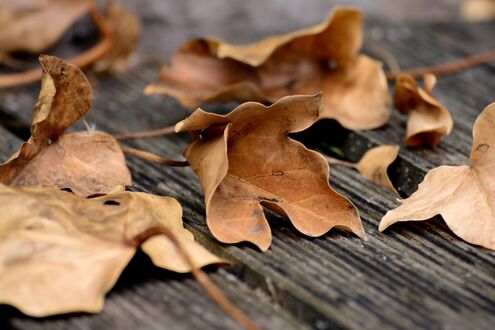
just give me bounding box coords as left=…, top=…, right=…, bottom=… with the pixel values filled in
left=176, top=94, right=365, bottom=251
left=0, top=55, right=131, bottom=196
left=0, top=185, right=222, bottom=317
left=379, top=103, right=495, bottom=250
left=395, top=73, right=453, bottom=147
left=0, top=0, right=92, bottom=54
left=148, top=7, right=390, bottom=131
left=93, top=1, right=141, bottom=73
left=356, top=145, right=399, bottom=194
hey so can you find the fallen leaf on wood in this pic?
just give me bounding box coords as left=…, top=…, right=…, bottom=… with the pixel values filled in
left=327, top=145, right=399, bottom=193
left=356, top=145, right=399, bottom=194
left=461, top=0, right=495, bottom=22
left=0, top=0, right=92, bottom=54
left=379, top=103, right=495, bottom=250
left=176, top=94, right=366, bottom=251
left=10, top=131, right=131, bottom=197
left=93, top=1, right=141, bottom=73
left=395, top=73, right=453, bottom=147
left=0, top=55, right=131, bottom=196
left=148, top=7, right=390, bottom=131
left=0, top=184, right=223, bottom=317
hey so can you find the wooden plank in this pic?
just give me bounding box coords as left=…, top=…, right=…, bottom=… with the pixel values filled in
left=1, top=3, right=494, bottom=330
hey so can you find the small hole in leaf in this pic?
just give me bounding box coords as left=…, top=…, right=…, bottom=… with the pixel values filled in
left=104, top=200, right=120, bottom=206
left=328, top=59, right=339, bottom=70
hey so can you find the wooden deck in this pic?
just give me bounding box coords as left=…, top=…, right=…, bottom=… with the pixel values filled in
left=0, top=1, right=494, bottom=329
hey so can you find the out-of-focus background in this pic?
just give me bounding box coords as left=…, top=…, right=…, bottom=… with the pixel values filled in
left=117, top=0, right=494, bottom=62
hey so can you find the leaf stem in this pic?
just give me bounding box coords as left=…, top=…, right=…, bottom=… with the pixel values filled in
left=386, top=48, right=495, bottom=80
left=0, top=6, right=113, bottom=88
left=114, top=125, right=176, bottom=141
left=122, top=146, right=189, bottom=167
left=326, top=156, right=357, bottom=169
left=130, top=226, right=260, bottom=330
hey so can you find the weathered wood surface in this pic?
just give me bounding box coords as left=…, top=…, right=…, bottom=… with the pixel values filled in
left=0, top=1, right=494, bottom=329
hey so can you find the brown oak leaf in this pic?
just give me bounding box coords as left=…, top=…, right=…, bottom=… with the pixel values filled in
left=176, top=94, right=365, bottom=251
left=0, top=55, right=131, bottom=196
left=395, top=73, right=453, bottom=147
left=379, top=103, right=495, bottom=250
left=93, top=0, right=141, bottom=73
left=148, top=7, right=390, bottom=131
left=0, top=184, right=223, bottom=317
left=0, top=0, right=92, bottom=54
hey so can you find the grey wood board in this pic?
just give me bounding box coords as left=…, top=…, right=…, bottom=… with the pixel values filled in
left=0, top=9, right=494, bottom=330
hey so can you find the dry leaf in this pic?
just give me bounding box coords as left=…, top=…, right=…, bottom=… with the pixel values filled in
left=356, top=145, right=399, bottom=194
left=93, top=1, right=141, bottom=73
left=0, top=0, right=92, bottom=54
left=176, top=94, right=365, bottom=251
left=0, top=184, right=223, bottom=316
left=10, top=131, right=131, bottom=197
left=395, top=73, right=453, bottom=147
left=379, top=103, right=495, bottom=250
left=461, top=0, right=495, bottom=21
left=148, top=7, right=390, bottom=131
left=0, top=55, right=131, bottom=196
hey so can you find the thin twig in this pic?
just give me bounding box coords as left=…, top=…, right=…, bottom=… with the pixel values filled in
left=0, top=7, right=113, bottom=88
left=364, top=38, right=400, bottom=73
left=326, top=155, right=357, bottom=169
left=386, top=48, right=495, bottom=80
left=122, top=146, right=189, bottom=167
left=114, top=125, right=176, bottom=141
left=130, top=226, right=260, bottom=330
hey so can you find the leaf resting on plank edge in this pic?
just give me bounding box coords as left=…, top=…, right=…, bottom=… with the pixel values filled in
left=0, top=184, right=223, bottom=317
left=380, top=103, right=495, bottom=250
left=92, top=0, right=141, bottom=74
left=147, top=6, right=390, bottom=131
left=0, top=55, right=131, bottom=196
left=176, top=94, right=366, bottom=251
left=0, top=0, right=92, bottom=54
left=356, top=145, right=399, bottom=194
left=395, top=73, right=453, bottom=148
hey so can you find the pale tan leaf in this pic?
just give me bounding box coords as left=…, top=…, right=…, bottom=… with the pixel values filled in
left=379, top=103, right=495, bottom=250
left=356, top=145, right=399, bottom=194
left=0, top=185, right=223, bottom=316
left=0, top=0, right=92, bottom=54
left=461, top=0, right=495, bottom=22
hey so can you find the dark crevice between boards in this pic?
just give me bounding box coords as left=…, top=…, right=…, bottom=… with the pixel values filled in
left=292, top=119, right=426, bottom=197
left=0, top=108, right=30, bottom=141
left=180, top=223, right=348, bottom=330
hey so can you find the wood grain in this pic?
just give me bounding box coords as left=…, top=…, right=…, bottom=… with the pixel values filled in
left=0, top=1, right=494, bottom=329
